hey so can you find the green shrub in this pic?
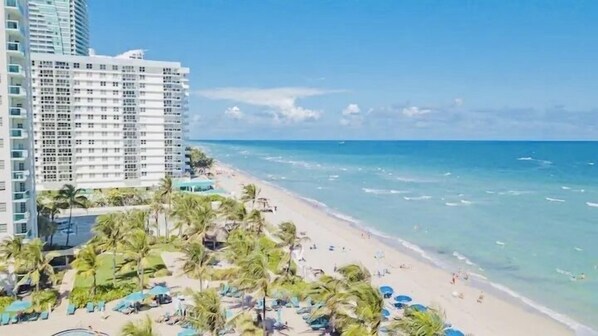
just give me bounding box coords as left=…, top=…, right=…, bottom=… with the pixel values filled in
left=153, top=269, right=172, bottom=277
left=0, top=296, right=14, bottom=312
left=31, top=289, right=59, bottom=311
left=69, top=283, right=137, bottom=308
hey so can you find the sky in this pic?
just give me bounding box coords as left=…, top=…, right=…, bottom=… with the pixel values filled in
left=89, top=0, right=598, bottom=140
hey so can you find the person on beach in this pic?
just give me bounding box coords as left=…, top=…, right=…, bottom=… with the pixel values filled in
left=477, top=291, right=485, bottom=303
left=451, top=273, right=457, bottom=285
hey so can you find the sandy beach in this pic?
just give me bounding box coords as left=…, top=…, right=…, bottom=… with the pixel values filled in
left=213, top=162, right=574, bottom=336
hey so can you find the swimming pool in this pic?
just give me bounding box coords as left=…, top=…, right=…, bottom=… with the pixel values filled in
left=52, top=329, right=108, bottom=336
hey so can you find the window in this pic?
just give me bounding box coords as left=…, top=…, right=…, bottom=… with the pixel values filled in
left=86, top=64, right=92, bottom=69
left=88, top=140, right=94, bottom=145
left=87, top=89, right=93, bottom=94
left=100, top=64, right=106, bottom=70
left=139, top=67, right=145, bottom=72
left=0, top=223, right=6, bottom=233
left=100, top=81, right=106, bottom=87
left=73, top=63, right=80, bottom=69
left=0, top=203, right=6, bottom=212
left=112, top=65, right=118, bottom=71
left=0, top=181, right=4, bottom=190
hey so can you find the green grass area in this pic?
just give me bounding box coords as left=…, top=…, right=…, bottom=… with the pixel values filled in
left=74, top=252, right=167, bottom=288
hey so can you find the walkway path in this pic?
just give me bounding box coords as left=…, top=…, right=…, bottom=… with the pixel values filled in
left=55, top=269, right=76, bottom=315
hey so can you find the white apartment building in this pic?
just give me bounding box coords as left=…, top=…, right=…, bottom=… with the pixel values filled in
left=31, top=51, right=189, bottom=191
left=28, top=0, right=89, bottom=55
left=0, top=0, right=37, bottom=240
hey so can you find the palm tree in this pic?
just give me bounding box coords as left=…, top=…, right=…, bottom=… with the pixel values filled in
left=149, top=193, right=164, bottom=238
left=337, top=263, right=371, bottom=283
left=125, top=209, right=149, bottom=232
left=224, top=229, right=258, bottom=264
left=235, top=312, right=264, bottom=336
left=120, top=315, right=159, bottom=336
left=123, top=229, right=152, bottom=290
left=37, top=195, right=66, bottom=246
left=72, top=244, right=100, bottom=295
left=275, top=221, right=309, bottom=275
left=219, top=198, right=246, bottom=226
left=179, top=241, right=213, bottom=291
left=185, top=203, right=215, bottom=241
left=18, top=239, right=58, bottom=292
left=158, top=176, right=175, bottom=239
left=388, top=307, right=446, bottom=336
left=0, top=236, right=25, bottom=261
left=347, top=282, right=384, bottom=334
left=241, top=184, right=260, bottom=209
left=236, top=249, right=275, bottom=334
left=93, top=212, right=124, bottom=286
left=246, top=210, right=266, bottom=234
left=171, top=194, right=198, bottom=238
left=188, top=289, right=228, bottom=335
left=56, top=184, right=88, bottom=247
left=309, top=275, right=350, bottom=332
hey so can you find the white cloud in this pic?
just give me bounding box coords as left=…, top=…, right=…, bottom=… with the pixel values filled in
left=198, top=87, right=339, bottom=122
left=224, top=106, right=243, bottom=119
left=453, top=98, right=464, bottom=107
left=342, top=103, right=361, bottom=116
left=402, top=106, right=433, bottom=117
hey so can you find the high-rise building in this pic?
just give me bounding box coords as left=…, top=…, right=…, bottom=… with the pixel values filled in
left=0, top=0, right=37, bottom=240
left=31, top=51, right=189, bottom=191
left=28, top=0, right=89, bottom=55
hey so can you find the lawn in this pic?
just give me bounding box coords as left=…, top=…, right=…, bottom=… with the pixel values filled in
left=74, top=252, right=167, bottom=288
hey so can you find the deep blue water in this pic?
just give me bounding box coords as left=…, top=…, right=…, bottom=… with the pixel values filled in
left=193, top=140, right=598, bottom=332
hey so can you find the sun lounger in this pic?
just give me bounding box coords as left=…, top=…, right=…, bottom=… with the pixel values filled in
left=40, top=311, right=49, bottom=320
left=86, top=302, right=94, bottom=313
left=255, top=299, right=264, bottom=311
left=289, top=296, right=300, bottom=308
left=97, top=301, right=105, bottom=312
left=10, top=315, right=18, bottom=324
left=112, top=300, right=126, bottom=312
left=226, top=286, right=238, bottom=297
left=27, top=313, right=39, bottom=321
left=218, top=326, right=235, bottom=335
left=218, top=284, right=229, bottom=296
left=310, top=317, right=329, bottom=330
left=0, top=313, right=10, bottom=325
left=67, top=304, right=76, bottom=315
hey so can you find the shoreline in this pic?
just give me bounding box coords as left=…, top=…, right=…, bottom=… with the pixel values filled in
left=211, top=159, right=588, bottom=336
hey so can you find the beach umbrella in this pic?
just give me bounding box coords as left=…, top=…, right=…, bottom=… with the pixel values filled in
left=177, top=328, right=199, bottom=336
left=394, top=295, right=412, bottom=303
left=379, top=285, right=394, bottom=298
left=444, top=329, right=465, bottom=336
left=4, top=300, right=32, bottom=313
left=409, top=304, right=428, bottom=312
left=381, top=308, right=390, bottom=317
left=124, top=291, right=146, bottom=303
left=148, top=285, right=169, bottom=296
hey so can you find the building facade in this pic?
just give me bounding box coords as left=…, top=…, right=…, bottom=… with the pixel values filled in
left=0, top=0, right=37, bottom=240
left=31, top=52, right=189, bottom=191
left=28, top=0, right=89, bottom=55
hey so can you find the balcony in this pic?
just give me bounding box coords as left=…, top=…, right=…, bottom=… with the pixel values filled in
left=8, top=64, right=24, bottom=77
left=12, top=171, right=28, bottom=182
left=7, top=42, right=24, bottom=57
left=13, top=191, right=29, bottom=202
left=9, top=107, right=25, bottom=118
left=8, top=85, right=25, bottom=96
left=14, top=212, right=29, bottom=223
left=10, top=128, right=27, bottom=139
left=11, top=149, right=28, bottom=160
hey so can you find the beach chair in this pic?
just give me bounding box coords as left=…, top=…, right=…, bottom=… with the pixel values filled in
left=27, top=313, right=40, bottom=321
left=310, top=317, right=329, bottom=330
left=218, top=283, right=229, bottom=296
left=67, top=304, right=76, bottom=315
left=0, top=313, right=9, bottom=325
left=86, top=302, right=94, bottom=313
left=97, top=301, right=105, bottom=312
left=289, top=296, right=300, bottom=308
left=10, top=315, right=18, bottom=324
left=40, top=311, right=49, bottom=320
left=112, top=300, right=127, bottom=312
left=226, top=286, right=238, bottom=297
left=255, top=299, right=264, bottom=311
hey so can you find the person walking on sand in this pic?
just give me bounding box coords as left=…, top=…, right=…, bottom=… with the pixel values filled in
left=451, top=273, right=456, bottom=285
left=477, top=291, right=485, bottom=303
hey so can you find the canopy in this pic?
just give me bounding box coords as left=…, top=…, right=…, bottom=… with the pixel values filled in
left=409, top=304, right=428, bottom=312
left=148, top=285, right=169, bottom=296
left=4, top=300, right=32, bottom=312
left=444, top=329, right=465, bottom=336
left=382, top=308, right=390, bottom=317
left=124, top=291, right=147, bottom=303
left=394, top=295, right=413, bottom=303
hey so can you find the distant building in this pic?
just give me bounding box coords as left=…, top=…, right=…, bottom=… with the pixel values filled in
left=28, top=0, right=89, bottom=55
left=0, top=0, right=38, bottom=240
left=31, top=51, right=189, bottom=190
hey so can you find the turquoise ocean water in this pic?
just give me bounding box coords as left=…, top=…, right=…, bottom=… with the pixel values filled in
left=194, top=140, right=597, bottom=333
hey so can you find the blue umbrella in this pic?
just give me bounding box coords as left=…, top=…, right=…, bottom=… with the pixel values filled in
left=177, top=328, right=199, bottom=336
left=124, top=291, right=146, bottom=303
left=379, top=285, right=394, bottom=298
left=409, top=304, right=428, bottom=312
left=5, top=300, right=32, bottom=313
left=444, top=329, right=465, bottom=336
left=148, top=285, right=169, bottom=296
left=394, top=295, right=412, bottom=303
left=382, top=308, right=390, bottom=317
